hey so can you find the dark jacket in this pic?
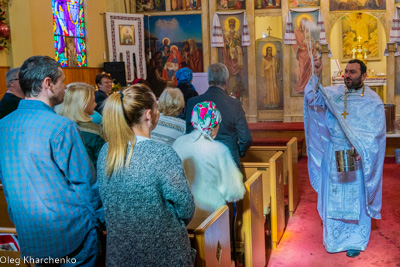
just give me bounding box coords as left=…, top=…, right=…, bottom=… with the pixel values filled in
left=0, top=93, right=22, bottom=119
left=95, top=90, right=108, bottom=114
left=186, top=86, right=252, bottom=167
left=177, top=83, right=198, bottom=119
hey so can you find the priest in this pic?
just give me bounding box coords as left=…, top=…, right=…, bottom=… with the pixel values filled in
left=303, top=58, right=385, bottom=257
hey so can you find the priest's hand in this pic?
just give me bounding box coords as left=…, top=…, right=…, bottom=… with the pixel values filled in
left=351, top=146, right=361, bottom=161
left=314, top=57, right=322, bottom=78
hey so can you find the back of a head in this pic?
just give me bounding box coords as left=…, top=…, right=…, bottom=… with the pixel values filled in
left=55, top=82, right=94, bottom=123
left=19, top=56, right=62, bottom=98
left=158, top=87, right=184, bottom=117
left=207, top=63, right=229, bottom=87
left=6, top=67, right=20, bottom=88
left=175, top=67, right=193, bottom=85
left=191, top=101, right=222, bottom=140
left=102, top=84, right=156, bottom=176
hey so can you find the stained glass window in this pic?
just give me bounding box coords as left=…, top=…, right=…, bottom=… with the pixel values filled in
left=52, top=0, right=86, bottom=67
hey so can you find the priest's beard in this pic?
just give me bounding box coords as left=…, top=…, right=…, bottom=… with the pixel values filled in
left=344, top=75, right=363, bottom=89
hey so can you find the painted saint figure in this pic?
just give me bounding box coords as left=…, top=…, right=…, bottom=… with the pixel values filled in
left=162, top=45, right=182, bottom=82
left=159, top=38, right=171, bottom=68
left=260, top=46, right=280, bottom=108
left=293, top=17, right=314, bottom=94
left=188, top=38, right=203, bottom=72
left=222, top=18, right=243, bottom=95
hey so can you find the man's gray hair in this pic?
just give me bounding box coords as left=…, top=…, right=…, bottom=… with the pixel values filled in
left=6, top=67, right=20, bottom=88
left=207, top=63, right=229, bottom=87
left=19, top=56, right=63, bottom=98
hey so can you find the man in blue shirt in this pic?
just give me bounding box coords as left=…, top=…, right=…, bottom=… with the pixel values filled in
left=0, top=56, right=104, bottom=266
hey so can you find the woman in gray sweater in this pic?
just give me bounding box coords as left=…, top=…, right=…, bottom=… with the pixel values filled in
left=97, top=84, right=195, bottom=266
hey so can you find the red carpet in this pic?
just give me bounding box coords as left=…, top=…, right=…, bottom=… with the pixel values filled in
left=267, top=157, right=400, bottom=267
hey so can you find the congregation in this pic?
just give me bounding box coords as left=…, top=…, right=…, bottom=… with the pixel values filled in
left=0, top=54, right=385, bottom=266
left=0, top=57, right=251, bottom=266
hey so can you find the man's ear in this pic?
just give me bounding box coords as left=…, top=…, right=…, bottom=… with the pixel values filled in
left=42, top=77, right=53, bottom=92
left=361, top=71, right=367, bottom=82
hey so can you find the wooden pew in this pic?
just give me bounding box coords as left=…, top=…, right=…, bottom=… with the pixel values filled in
left=248, top=122, right=306, bottom=156
left=190, top=205, right=233, bottom=267
left=242, top=171, right=265, bottom=267
left=0, top=185, right=32, bottom=267
left=0, top=184, right=15, bottom=229
left=241, top=137, right=299, bottom=216
left=241, top=152, right=285, bottom=249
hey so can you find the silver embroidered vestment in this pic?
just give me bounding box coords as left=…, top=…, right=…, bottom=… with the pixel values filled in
left=303, top=75, right=385, bottom=253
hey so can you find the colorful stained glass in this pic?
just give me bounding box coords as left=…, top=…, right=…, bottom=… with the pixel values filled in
left=52, top=0, right=86, bottom=67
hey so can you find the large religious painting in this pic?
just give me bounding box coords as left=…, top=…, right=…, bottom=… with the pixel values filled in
left=340, top=13, right=379, bottom=62
left=290, top=10, right=319, bottom=96
left=217, top=0, right=246, bottom=10
left=171, top=0, right=201, bottom=10
left=136, top=0, right=165, bottom=12
left=255, top=0, right=281, bottom=9
left=144, top=15, right=203, bottom=95
left=330, top=0, right=385, bottom=11
left=256, top=38, right=283, bottom=110
left=289, top=0, right=319, bottom=8
left=52, top=0, right=86, bottom=67
left=217, top=14, right=248, bottom=98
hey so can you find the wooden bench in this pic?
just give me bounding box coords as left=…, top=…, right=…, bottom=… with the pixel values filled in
left=248, top=122, right=306, bottom=156
left=242, top=171, right=266, bottom=267
left=0, top=185, right=32, bottom=267
left=189, top=205, right=233, bottom=267
left=241, top=137, right=299, bottom=217
left=240, top=152, right=285, bottom=249
left=0, top=184, right=15, bottom=229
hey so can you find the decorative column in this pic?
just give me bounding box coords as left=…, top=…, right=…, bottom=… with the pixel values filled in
left=386, top=43, right=396, bottom=105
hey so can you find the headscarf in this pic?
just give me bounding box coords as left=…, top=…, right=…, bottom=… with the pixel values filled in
left=176, top=68, right=193, bottom=84
left=176, top=68, right=197, bottom=92
left=191, top=101, right=221, bottom=140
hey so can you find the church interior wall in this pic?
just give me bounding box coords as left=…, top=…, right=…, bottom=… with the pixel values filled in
left=1, top=0, right=400, bottom=120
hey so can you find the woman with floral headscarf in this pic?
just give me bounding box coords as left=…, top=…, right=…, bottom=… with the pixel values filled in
left=172, top=101, right=245, bottom=222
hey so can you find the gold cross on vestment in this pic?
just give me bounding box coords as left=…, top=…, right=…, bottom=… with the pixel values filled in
left=341, top=110, right=349, bottom=119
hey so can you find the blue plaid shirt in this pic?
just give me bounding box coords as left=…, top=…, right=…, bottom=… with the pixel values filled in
left=0, top=100, right=104, bottom=259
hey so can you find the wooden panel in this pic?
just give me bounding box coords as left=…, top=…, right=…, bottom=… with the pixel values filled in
left=0, top=184, right=14, bottom=228
left=250, top=130, right=306, bottom=156
left=194, top=205, right=231, bottom=267
left=62, top=67, right=103, bottom=86
left=241, top=162, right=271, bottom=216
left=241, top=137, right=299, bottom=217
left=286, top=137, right=299, bottom=216
left=241, top=151, right=285, bottom=249
left=269, top=151, right=285, bottom=248
left=242, top=146, right=288, bottom=185
left=0, top=66, right=11, bottom=100
left=243, top=172, right=265, bottom=267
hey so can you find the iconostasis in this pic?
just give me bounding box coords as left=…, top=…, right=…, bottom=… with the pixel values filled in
left=131, top=0, right=397, bottom=122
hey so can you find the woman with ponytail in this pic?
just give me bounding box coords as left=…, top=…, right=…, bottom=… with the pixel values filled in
left=97, top=84, right=195, bottom=266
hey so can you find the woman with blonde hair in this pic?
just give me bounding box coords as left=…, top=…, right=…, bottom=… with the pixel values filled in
left=151, top=87, right=186, bottom=145
left=97, top=84, right=195, bottom=267
left=55, top=82, right=105, bottom=168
